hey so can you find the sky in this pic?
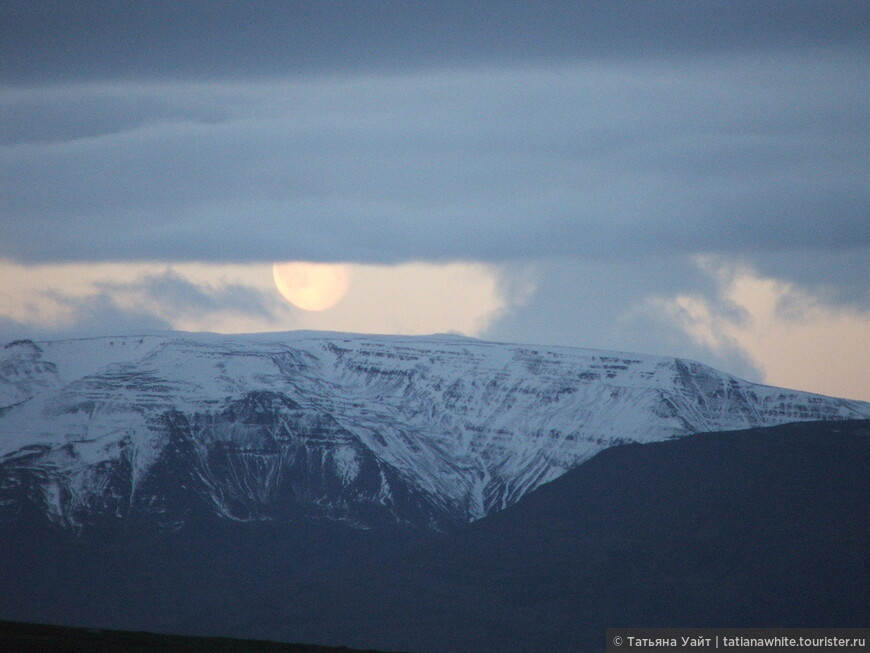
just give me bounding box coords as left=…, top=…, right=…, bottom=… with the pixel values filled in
left=1, top=1, right=869, bottom=401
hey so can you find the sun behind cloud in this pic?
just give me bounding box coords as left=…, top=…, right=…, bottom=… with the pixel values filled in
left=272, top=262, right=351, bottom=312
left=0, top=258, right=526, bottom=341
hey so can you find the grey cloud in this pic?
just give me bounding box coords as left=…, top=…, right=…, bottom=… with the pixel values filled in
left=484, top=257, right=764, bottom=383
left=0, top=270, right=286, bottom=344
left=95, top=270, right=278, bottom=318
left=747, top=248, right=870, bottom=311
left=0, top=295, right=171, bottom=344
left=2, top=55, right=868, bottom=268
left=0, top=88, right=229, bottom=146
left=2, top=1, right=868, bottom=84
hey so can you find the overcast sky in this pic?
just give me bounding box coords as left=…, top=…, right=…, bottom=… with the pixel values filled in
left=2, top=1, right=869, bottom=401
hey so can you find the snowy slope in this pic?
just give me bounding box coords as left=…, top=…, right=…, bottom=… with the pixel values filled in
left=1, top=331, right=869, bottom=530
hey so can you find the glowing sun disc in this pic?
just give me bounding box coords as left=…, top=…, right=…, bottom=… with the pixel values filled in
left=272, top=262, right=350, bottom=311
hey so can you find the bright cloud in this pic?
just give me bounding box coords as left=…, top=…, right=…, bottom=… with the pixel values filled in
left=653, top=257, right=870, bottom=401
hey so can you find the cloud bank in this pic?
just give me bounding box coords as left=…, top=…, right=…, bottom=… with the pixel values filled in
left=2, top=54, right=867, bottom=271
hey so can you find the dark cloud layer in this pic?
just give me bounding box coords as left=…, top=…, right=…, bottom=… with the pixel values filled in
left=2, top=57, right=868, bottom=270
left=3, top=1, right=868, bottom=84
left=4, top=3, right=868, bottom=273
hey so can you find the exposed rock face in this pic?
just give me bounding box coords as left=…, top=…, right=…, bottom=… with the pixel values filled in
left=2, top=331, right=869, bottom=531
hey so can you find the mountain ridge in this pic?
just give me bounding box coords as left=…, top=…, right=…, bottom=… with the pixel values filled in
left=2, top=330, right=869, bottom=531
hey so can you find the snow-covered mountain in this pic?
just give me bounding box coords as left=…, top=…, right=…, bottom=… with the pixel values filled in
left=2, top=331, right=868, bottom=531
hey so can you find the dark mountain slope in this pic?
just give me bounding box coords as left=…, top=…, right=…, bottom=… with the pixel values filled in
left=1, top=420, right=867, bottom=653
left=218, top=420, right=869, bottom=653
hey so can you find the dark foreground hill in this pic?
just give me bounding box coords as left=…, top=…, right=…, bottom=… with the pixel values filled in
left=2, top=420, right=868, bottom=653
left=0, top=620, right=401, bottom=653
left=196, top=420, right=870, bottom=652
